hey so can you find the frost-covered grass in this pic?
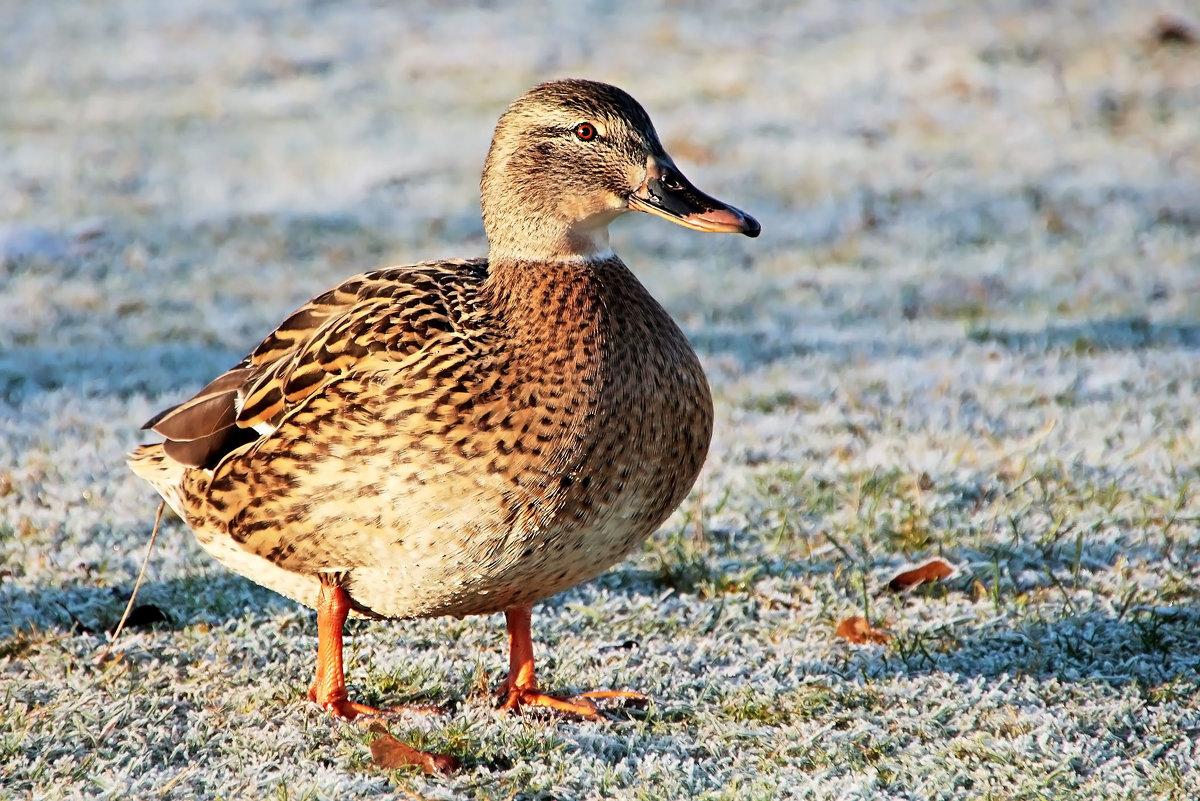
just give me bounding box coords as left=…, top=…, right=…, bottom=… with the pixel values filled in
left=3, top=1, right=1200, bottom=799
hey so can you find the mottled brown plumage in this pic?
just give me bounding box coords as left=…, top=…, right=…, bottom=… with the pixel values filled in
left=128, top=78, right=758, bottom=728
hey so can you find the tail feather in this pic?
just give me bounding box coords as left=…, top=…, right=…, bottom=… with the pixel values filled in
left=126, top=444, right=190, bottom=521
left=126, top=443, right=324, bottom=612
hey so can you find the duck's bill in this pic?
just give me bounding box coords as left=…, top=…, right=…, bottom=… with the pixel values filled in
left=629, top=160, right=760, bottom=237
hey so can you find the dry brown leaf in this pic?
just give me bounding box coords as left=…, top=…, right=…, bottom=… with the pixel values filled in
left=835, top=615, right=890, bottom=645
left=888, top=558, right=957, bottom=593
left=369, top=732, right=460, bottom=775
left=972, top=579, right=989, bottom=602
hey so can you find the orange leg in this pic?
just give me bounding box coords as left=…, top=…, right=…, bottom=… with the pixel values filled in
left=307, top=581, right=456, bottom=770
left=307, top=581, right=390, bottom=720
left=496, top=604, right=649, bottom=719
left=306, top=580, right=446, bottom=721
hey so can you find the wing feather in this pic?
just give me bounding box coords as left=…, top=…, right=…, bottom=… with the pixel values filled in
left=144, top=259, right=488, bottom=469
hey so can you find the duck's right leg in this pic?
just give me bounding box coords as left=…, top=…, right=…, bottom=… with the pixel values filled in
left=307, top=576, right=390, bottom=720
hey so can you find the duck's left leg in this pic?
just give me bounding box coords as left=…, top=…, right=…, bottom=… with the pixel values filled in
left=496, top=604, right=648, bottom=719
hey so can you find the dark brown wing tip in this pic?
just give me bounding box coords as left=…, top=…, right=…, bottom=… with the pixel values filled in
left=142, top=404, right=178, bottom=431
left=161, top=438, right=211, bottom=469
left=161, top=425, right=259, bottom=469
left=149, top=394, right=239, bottom=441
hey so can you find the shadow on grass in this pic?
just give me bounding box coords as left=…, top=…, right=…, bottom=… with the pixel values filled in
left=690, top=326, right=932, bottom=368
left=0, top=571, right=295, bottom=642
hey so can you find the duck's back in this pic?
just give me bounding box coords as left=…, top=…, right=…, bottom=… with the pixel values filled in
left=130, top=256, right=712, bottom=620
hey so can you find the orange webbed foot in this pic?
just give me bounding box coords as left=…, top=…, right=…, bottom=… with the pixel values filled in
left=308, top=685, right=448, bottom=721
left=308, top=686, right=389, bottom=721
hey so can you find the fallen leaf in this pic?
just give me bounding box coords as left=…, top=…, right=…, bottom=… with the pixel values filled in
left=370, top=732, right=460, bottom=775
left=971, top=579, right=989, bottom=602
left=888, top=559, right=957, bottom=593
left=835, top=615, right=890, bottom=645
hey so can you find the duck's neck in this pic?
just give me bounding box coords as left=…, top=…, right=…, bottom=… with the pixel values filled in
left=484, top=216, right=617, bottom=266
left=481, top=252, right=630, bottom=332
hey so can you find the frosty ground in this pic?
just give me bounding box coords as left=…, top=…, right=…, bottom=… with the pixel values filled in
left=2, top=1, right=1200, bottom=799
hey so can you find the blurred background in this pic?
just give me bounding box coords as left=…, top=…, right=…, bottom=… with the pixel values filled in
left=3, top=1, right=1199, bottom=350
left=2, top=1, right=1200, bottom=799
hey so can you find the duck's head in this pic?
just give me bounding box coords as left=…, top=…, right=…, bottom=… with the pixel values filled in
left=481, top=79, right=760, bottom=262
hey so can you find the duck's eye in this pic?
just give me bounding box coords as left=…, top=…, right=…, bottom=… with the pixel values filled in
left=573, top=123, right=597, bottom=141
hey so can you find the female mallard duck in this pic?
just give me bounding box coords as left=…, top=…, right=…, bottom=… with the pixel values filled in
left=128, top=78, right=759, bottom=725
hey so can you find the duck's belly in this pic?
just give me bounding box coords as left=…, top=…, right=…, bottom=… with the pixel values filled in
left=360, top=447, right=698, bottom=617
left=193, top=392, right=709, bottom=620
left=344, top=505, right=658, bottom=619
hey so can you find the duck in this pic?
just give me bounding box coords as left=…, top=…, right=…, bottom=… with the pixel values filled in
left=128, top=78, right=759, bottom=732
